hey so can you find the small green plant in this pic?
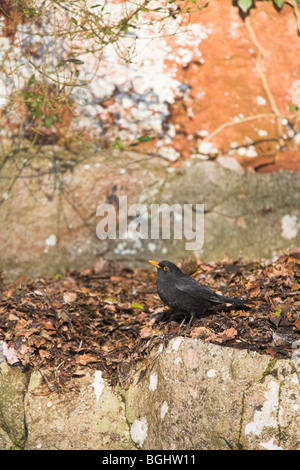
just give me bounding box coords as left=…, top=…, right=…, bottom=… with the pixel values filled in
left=20, top=73, right=74, bottom=143
left=0, top=0, right=209, bottom=149
left=112, top=137, right=123, bottom=150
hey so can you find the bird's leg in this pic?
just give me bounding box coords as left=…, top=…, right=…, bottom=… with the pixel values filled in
left=180, top=313, right=195, bottom=333
left=177, top=318, right=186, bottom=334
left=179, top=313, right=195, bottom=332
left=187, top=313, right=195, bottom=329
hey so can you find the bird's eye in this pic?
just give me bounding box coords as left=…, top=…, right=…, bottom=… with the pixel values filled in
left=163, top=266, right=169, bottom=271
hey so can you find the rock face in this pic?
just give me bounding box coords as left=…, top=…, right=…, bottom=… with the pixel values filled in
left=1, top=149, right=300, bottom=281
left=1, top=0, right=300, bottom=169
left=0, top=362, right=30, bottom=449
left=24, top=369, right=133, bottom=450
left=126, top=338, right=300, bottom=450
left=0, top=338, right=299, bottom=450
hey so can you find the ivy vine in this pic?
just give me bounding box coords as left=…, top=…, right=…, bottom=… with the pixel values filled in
left=237, top=0, right=300, bottom=14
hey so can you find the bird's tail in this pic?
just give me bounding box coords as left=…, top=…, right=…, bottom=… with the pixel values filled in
left=218, top=294, right=254, bottom=305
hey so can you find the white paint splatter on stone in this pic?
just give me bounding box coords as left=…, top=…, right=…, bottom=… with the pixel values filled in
left=130, top=418, right=148, bottom=447
left=245, top=381, right=279, bottom=436
left=168, top=337, right=183, bottom=353
left=45, top=234, right=57, bottom=246
left=256, top=96, right=266, bottom=106
left=207, top=369, right=216, bottom=378
left=91, top=370, right=105, bottom=401
left=147, top=242, right=156, bottom=253
left=149, top=372, right=158, bottom=391
left=281, top=214, right=298, bottom=240
left=161, top=401, right=169, bottom=419
left=260, top=438, right=283, bottom=450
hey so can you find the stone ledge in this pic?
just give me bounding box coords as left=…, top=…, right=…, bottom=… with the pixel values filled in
left=0, top=338, right=299, bottom=450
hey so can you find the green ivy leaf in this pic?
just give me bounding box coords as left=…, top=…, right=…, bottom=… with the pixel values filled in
left=44, top=116, right=53, bottom=128
left=58, top=59, right=84, bottom=68
left=289, top=104, right=298, bottom=112
left=31, top=102, right=43, bottom=118
left=131, top=303, right=143, bottom=309
left=274, top=308, right=282, bottom=317
left=112, top=137, right=123, bottom=149
left=137, top=135, right=154, bottom=143
left=27, top=74, right=35, bottom=87
left=105, top=297, right=118, bottom=303
left=237, top=0, right=252, bottom=13
left=66, top=58, right=84, bottom=65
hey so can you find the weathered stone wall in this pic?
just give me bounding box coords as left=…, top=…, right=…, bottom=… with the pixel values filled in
left=0, top=338, right=299, bottom=450
left=126, top=338, right=300, bottom=450
left=1, top=149, right=300, bottom=281
left=1, top=1, right=300, bottom=169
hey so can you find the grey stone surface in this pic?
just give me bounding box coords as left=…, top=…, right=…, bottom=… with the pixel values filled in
left=125, top=338, right=300, bottom=450
left=24, top=369, right=134, bottom=450
left=0, top=338, right=299, bottom=450
left=0, top=361, right=30, bottom=449
left=1, top=146, right=300, bottom=279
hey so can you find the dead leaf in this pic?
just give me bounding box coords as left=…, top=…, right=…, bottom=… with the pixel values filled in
left=264, top=347, right=277, bottom=357
left=63, top=292, right=77, bottom=303
left=75, top=354, right=99, bottom=365
left=39, top=349, right=51, bottom=359
left=205, top=327, right=237, bottom=343
left=140, top=326, right=152, bottom=338
left=2, top=342, right=20, bottom=365
left=104, top=304, right=117, bottom=313
left=190, top=326, right=212, bottom=339
left=110, top=276, right=122, bottom=282
left=8, top=313, right=19, bottom=321
left=39, top=320, right=56, bottom=330
left=293, top=319, right=300, bottom=330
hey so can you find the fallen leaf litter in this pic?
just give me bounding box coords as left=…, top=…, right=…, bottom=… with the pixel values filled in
left=0, top=252, right=299, bottom=390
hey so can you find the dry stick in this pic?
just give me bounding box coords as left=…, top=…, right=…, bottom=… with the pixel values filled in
left=203, top=113, right=277, bottom=142
left=245, top=16, right=284, bottom=145
left=286, top=0, right=300, bottom=35
left=204, top=16, right=292, bottom=145
left=285, top=1, right=300, bottom=136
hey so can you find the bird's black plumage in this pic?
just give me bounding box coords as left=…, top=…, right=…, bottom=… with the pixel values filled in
left=149, top=260, right=252, bottom=325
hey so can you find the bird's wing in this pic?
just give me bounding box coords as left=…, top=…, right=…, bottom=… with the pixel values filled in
left=175, top=276, right=223, bottom=304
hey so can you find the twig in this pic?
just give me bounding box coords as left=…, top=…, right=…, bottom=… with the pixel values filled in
left=285, top=0, right=300, bottom=35
left=203, top=113, right=278, bottom=142
left=245, top=16, right=284, bottom=144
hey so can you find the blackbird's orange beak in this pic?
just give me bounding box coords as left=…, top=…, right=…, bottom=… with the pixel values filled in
left=149, top=260, right=161, bottom=269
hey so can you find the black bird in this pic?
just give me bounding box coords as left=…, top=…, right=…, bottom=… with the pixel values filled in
left=149, top=260, right=252, bottom=326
